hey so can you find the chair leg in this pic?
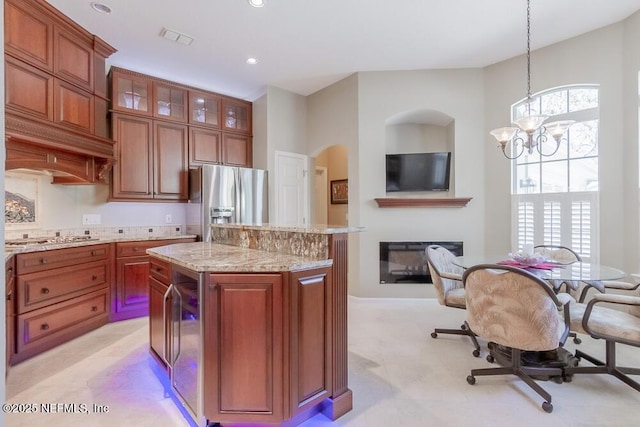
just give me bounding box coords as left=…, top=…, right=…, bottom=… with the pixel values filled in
left=431, top=321, right=481, bottom=357
left=567, top=340, right=640, bottom=392
left=467, top=347, right=557, bottom=413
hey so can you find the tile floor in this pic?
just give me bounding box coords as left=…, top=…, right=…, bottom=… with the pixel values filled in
left=5, top=297, right=640, bottom=426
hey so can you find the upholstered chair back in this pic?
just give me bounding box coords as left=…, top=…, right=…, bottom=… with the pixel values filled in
left=425, top=245, right=464, bottom=306
left=534, top=245, right=581, bottom=264
left=630, top=287, right=640, bottom=318
left=463, top=265, right=567, bottom=352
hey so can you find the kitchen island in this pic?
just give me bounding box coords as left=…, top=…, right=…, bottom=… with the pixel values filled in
left=147, top=223, right=361, bottom=427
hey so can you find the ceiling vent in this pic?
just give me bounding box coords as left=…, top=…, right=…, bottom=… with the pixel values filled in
left=159, top=27, right=194, bottom=46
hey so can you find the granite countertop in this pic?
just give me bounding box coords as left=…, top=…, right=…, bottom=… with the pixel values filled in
left=4, top=235, right=198, bottom=261
left=211, top=223, right=365, bottom=234
left=148, top=242, right=333, bottom=273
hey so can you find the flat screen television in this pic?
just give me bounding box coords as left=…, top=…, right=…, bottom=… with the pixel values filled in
left=385, top=152, right=451, bottom=192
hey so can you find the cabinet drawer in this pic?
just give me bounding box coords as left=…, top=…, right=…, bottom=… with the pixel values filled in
left=117, top=240, right=163, bottom=257
left=116, top=239, right=195, bottom=257
left=17, top=260, right=108, bottom=314
left=15, top=244, right=109, bottom=275
left=149, top=257, right=171, bottom=284
left=17, top=288, right=108, bottom=353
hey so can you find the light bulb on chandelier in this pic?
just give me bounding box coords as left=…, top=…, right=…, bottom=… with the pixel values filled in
left=489, top=0, right=574, bottom=159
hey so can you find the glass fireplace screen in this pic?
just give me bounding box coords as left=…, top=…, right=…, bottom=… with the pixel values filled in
left=379, top=241, right=463, bottom=284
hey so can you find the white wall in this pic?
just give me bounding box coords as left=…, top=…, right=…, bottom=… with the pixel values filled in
left=484, top=20, right=634, bottom=272
left=353, top=69, right=486, bottom=298
left=4, top=172, right=187, bottom=231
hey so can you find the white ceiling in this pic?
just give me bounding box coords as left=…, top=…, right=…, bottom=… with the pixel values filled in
left=46, top=0, right=640, bottom=101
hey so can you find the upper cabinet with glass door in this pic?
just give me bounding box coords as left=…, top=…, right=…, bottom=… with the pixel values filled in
left=110, top=69, right=152, bottom=116
left=222, top=99, right=251, bottom=135
left=189, top=91, right=221, bottom=128
left=153, top=82, right=187, bottom=122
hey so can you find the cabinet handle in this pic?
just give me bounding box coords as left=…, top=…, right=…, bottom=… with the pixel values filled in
left=91, top=250, right=97, bottom=256
left=41, top=287, right=50, bottom=295
left=92, top=275, right=98, bottom=281
left=7, top=267, right=13, bottom=274
left=91, top=306, right=98, bottom=312
left=40, top=258, right=48, bottom=264
left=132, top=247, right=140, bottom=252
left=40, top=323, right=49, bottom=331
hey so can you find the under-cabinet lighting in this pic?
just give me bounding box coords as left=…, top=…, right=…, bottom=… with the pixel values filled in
left=246, top=57, right=258, bottom=65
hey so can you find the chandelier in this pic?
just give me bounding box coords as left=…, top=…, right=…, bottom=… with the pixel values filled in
left=489, top=0, right=574, bottom=159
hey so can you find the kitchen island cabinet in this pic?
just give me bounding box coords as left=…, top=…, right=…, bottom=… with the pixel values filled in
left=147, top=242, right=336, bottom=427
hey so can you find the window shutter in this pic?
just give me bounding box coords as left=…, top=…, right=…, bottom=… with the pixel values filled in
left=516, top=200, right=535, bottom=249
left=543, top=201, right=562, bottom=246
left=571, top=200, right=591, bottom=259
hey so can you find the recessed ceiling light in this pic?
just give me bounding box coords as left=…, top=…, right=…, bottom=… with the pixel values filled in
left=246, top=57, right=258, bottom=65
left=90, top=2, right=112, bottom=14
left=248, top=0, right=265, bottom=8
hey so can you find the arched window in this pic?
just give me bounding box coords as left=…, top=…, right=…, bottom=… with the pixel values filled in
left=511, top=85, right=599, bottom=261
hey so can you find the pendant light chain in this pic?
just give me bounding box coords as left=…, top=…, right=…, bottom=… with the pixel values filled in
left=526, top=0, right=532, bottom=108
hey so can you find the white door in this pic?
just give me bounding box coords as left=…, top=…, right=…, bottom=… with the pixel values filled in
left=275, top=151, right=308, bottom=226
left=314, top=167, right=328, bottom=224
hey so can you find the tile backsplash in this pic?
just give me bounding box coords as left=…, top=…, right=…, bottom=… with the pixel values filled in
left=5, top=225, right=186, bottom=241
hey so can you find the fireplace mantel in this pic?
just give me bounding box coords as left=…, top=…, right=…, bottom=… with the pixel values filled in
left=374, top=197, right=472, bottom=208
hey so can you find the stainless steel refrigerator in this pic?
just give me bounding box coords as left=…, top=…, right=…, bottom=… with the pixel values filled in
left=186, top=164, right=268, bottom=241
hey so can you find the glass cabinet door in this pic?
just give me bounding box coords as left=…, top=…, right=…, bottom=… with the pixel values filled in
left=222, top=100, right=251, bottom=134
left=154, top=83, right=187, bottom=122
left=189, top=92, right=220, bottom=127
left=115, top=76, right=151, bottom=114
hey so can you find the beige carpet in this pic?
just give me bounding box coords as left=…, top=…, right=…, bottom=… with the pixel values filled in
left=5, top=296, right=640, bottom=426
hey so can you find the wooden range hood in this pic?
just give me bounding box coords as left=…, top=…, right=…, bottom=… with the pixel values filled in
left=5, top=114, right=114, bottom=185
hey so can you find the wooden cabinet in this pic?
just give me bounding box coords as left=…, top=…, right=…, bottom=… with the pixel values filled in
left=4, top=56, right=53, bottom=120
left=112, top=238, right=195, bottom=321
left=110, top=114, right=188, bottom=201
left=13, top=244, right=111, bottom=363
left=204, top=273, right=284, bottom=423
left=4, top=0, right=116, bottom=181
left=53, top=25, right=94, bottom=91
left=222, top=133, right=252, bottom=167
left=110, top=70, right=153, bottom=115
left=154, top=82, right=187, bottom=122
left=109, top=67, right=253, bottom=176
left=201, top=267, right=332, bottom=425
left=6, top=257, right=16, bottom=370
left=189, top=91, right=220, bottom=127
left=4, top=0, right=54, bottom=71
left=189, top=126, right=222, bottom=165
left=222, top=98, right=252, bottom=135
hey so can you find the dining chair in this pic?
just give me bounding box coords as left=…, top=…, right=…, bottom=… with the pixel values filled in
left=425, top=245, right=481, bottom=357
left=463, top=264, right=571, bottom=413
left=565, top=288, right=640, bottom=391
left=533, top=245, right=638, bottom=302
left=534, top=244, right=585, bottom=344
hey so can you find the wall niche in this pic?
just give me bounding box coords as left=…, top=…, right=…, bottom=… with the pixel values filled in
left=379, top=110, right=470, bottom=208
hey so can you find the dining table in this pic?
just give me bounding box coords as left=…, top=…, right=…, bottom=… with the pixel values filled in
left=452, top=254, right=627, bottom=382
left=453, top=254, right=626, bottom=293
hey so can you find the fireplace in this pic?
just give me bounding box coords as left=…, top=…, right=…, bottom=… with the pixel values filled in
left=379, top=241, right=463, bottom=284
